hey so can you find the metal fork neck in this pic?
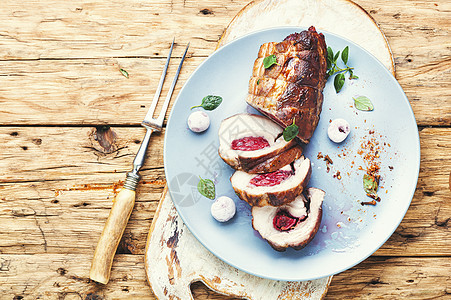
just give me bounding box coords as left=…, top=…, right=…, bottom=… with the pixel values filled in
left=131, top=128, right=154, bottom=176
left=124, top=172, right=140, bottom=191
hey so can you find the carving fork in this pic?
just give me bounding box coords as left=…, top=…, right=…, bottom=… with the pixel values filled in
left=90, top=39, right=189, bottom=284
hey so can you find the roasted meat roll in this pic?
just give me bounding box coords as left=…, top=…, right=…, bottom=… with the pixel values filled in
left=246, top=26, right=327, bottom=144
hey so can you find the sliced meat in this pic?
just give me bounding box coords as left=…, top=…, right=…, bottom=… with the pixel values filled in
left=252, top=187, right=325, bottom=251
left=246, top=26, right=327, bottom=144
left=245, top=145, right=303, bottom=174
left=218, top=114, right=297, bottom=173
left=230, top=156, right=311, bottom=207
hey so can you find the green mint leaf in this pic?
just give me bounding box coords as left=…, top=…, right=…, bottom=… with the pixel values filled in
left=119, top=68, right=129, bottom=78
left=257, top=79, right=260, bottom=85
left=201, top=95, right=222, bottom=110
left=327, top=47, right=334, bottom=62
left=333, top=50, right=340, bottom=63
left=191, top=95, right=223, bottom=110
left=334, top=73, right=345, bottom=93
left=263, top=54, right=278, bottom=69
left=283, top=119, right=299, bottom=142
left=353, top=96, right=374, bottom=111
left=327, top=47, right=334, bottom=69
left=197, top=177, right=215, bottom=199
left=341, top=46, right=349, bottom=64
left=363, top=174, right=378, bottom=195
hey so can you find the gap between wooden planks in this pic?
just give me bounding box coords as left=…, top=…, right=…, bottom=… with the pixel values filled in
left=0, top=56, right=448, bottom=126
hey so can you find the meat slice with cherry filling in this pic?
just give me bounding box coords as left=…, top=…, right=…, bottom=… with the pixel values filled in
left=252, top=187, right=325, bottom=251
left=218, top=114, right=298, bottom=173
left=231, top=156, right=311, bottom=207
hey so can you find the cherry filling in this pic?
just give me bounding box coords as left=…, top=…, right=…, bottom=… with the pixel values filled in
left=231, top=136, right=270, bottom=151
left=249, top=170, right=293, bottom=187
left=273, top=210, right=307, bottom=231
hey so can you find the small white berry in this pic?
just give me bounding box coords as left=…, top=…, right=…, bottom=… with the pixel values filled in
left=211, top=196, right=236, bottom=222
left=188, top=111, right=210, bottom=133
left=328, top=118, right=351, bottom=143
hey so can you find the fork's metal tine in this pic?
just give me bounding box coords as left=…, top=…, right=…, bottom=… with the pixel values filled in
left=143, top=38, right=175, bottom=122
left=155, top=42, right=190, bottom=126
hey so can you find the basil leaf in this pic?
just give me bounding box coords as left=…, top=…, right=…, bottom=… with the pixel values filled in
left=363, top=174, right=378, bottom=195
left=283, top=119, right=299, bottom=142
left=197, top=177, right=215, bottom=200
left=341, top=46, right=349, bottom=64
left=257, top=79, right=260, bottom=85
left=191, top=95, right=223, bottom=110
left=119, top=68, right=129, bottom=78
left=353, top=96, right=374, bottom=111
left=333, top=50, right=340, bottom=63
left=327, top=47, right=334, bottom=69
left=263, top=54, right=278, bottom=69
left=327, top=47, right=334, bottom=62
left=201, top=95, right=222, bottom=110
left=334, top=73, right=345, bottom=93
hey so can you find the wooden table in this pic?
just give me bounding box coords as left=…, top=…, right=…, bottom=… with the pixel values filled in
left=1, top=0, right=449, bottom=299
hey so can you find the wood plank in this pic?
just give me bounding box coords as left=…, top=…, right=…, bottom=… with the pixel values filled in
left=0, top=0, right=243, bottom=59
left=0, top=126, right=165, bottom=181
left=0, top=127, right=449, bottom=256
left=0, top=126, right=164, bottom=255
left=362, top=1, right=451, bottom=126
left=0, top=0, right=447, bottom=61
left=0, top=0, right=449, bottom=126
left=0, top=254, right=449, bottom=299
left=325, top=256, right=451, bottom=299
left=0, top=58, right=200, bottom=126
left=0, top=56, right=448, bottom=127
left=0, top=254, right=154, bottom=299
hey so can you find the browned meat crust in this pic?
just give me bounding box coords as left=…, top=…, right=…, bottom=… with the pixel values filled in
left=244, top=145, right=303, bottom=174
left=246, top=26, right=327, bottom=144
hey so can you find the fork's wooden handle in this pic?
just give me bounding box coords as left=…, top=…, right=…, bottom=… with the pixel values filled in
left=90, top=187, right=136, bottom=284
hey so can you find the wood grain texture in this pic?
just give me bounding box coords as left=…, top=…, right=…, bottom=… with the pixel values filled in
left=0, top=0, right=243, bottom=59
left=0, top=58, right=198, bottom=126
left=0, top=254, right=449, bottom=300
left=0, top=0, right=450, bottom=299
left=90, top=187, right=137, bottom=284
left=0, top=0, right=449, bottom=126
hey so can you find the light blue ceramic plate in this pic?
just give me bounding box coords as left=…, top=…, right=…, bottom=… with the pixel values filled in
left=164, top=27, right=420, bottom=281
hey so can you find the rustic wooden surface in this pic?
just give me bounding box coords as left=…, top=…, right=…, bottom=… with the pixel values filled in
left=0, top=0, right=450, bottom=299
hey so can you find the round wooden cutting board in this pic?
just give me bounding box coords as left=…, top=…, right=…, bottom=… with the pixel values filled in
left=145, top=0, right=395, bottom=299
